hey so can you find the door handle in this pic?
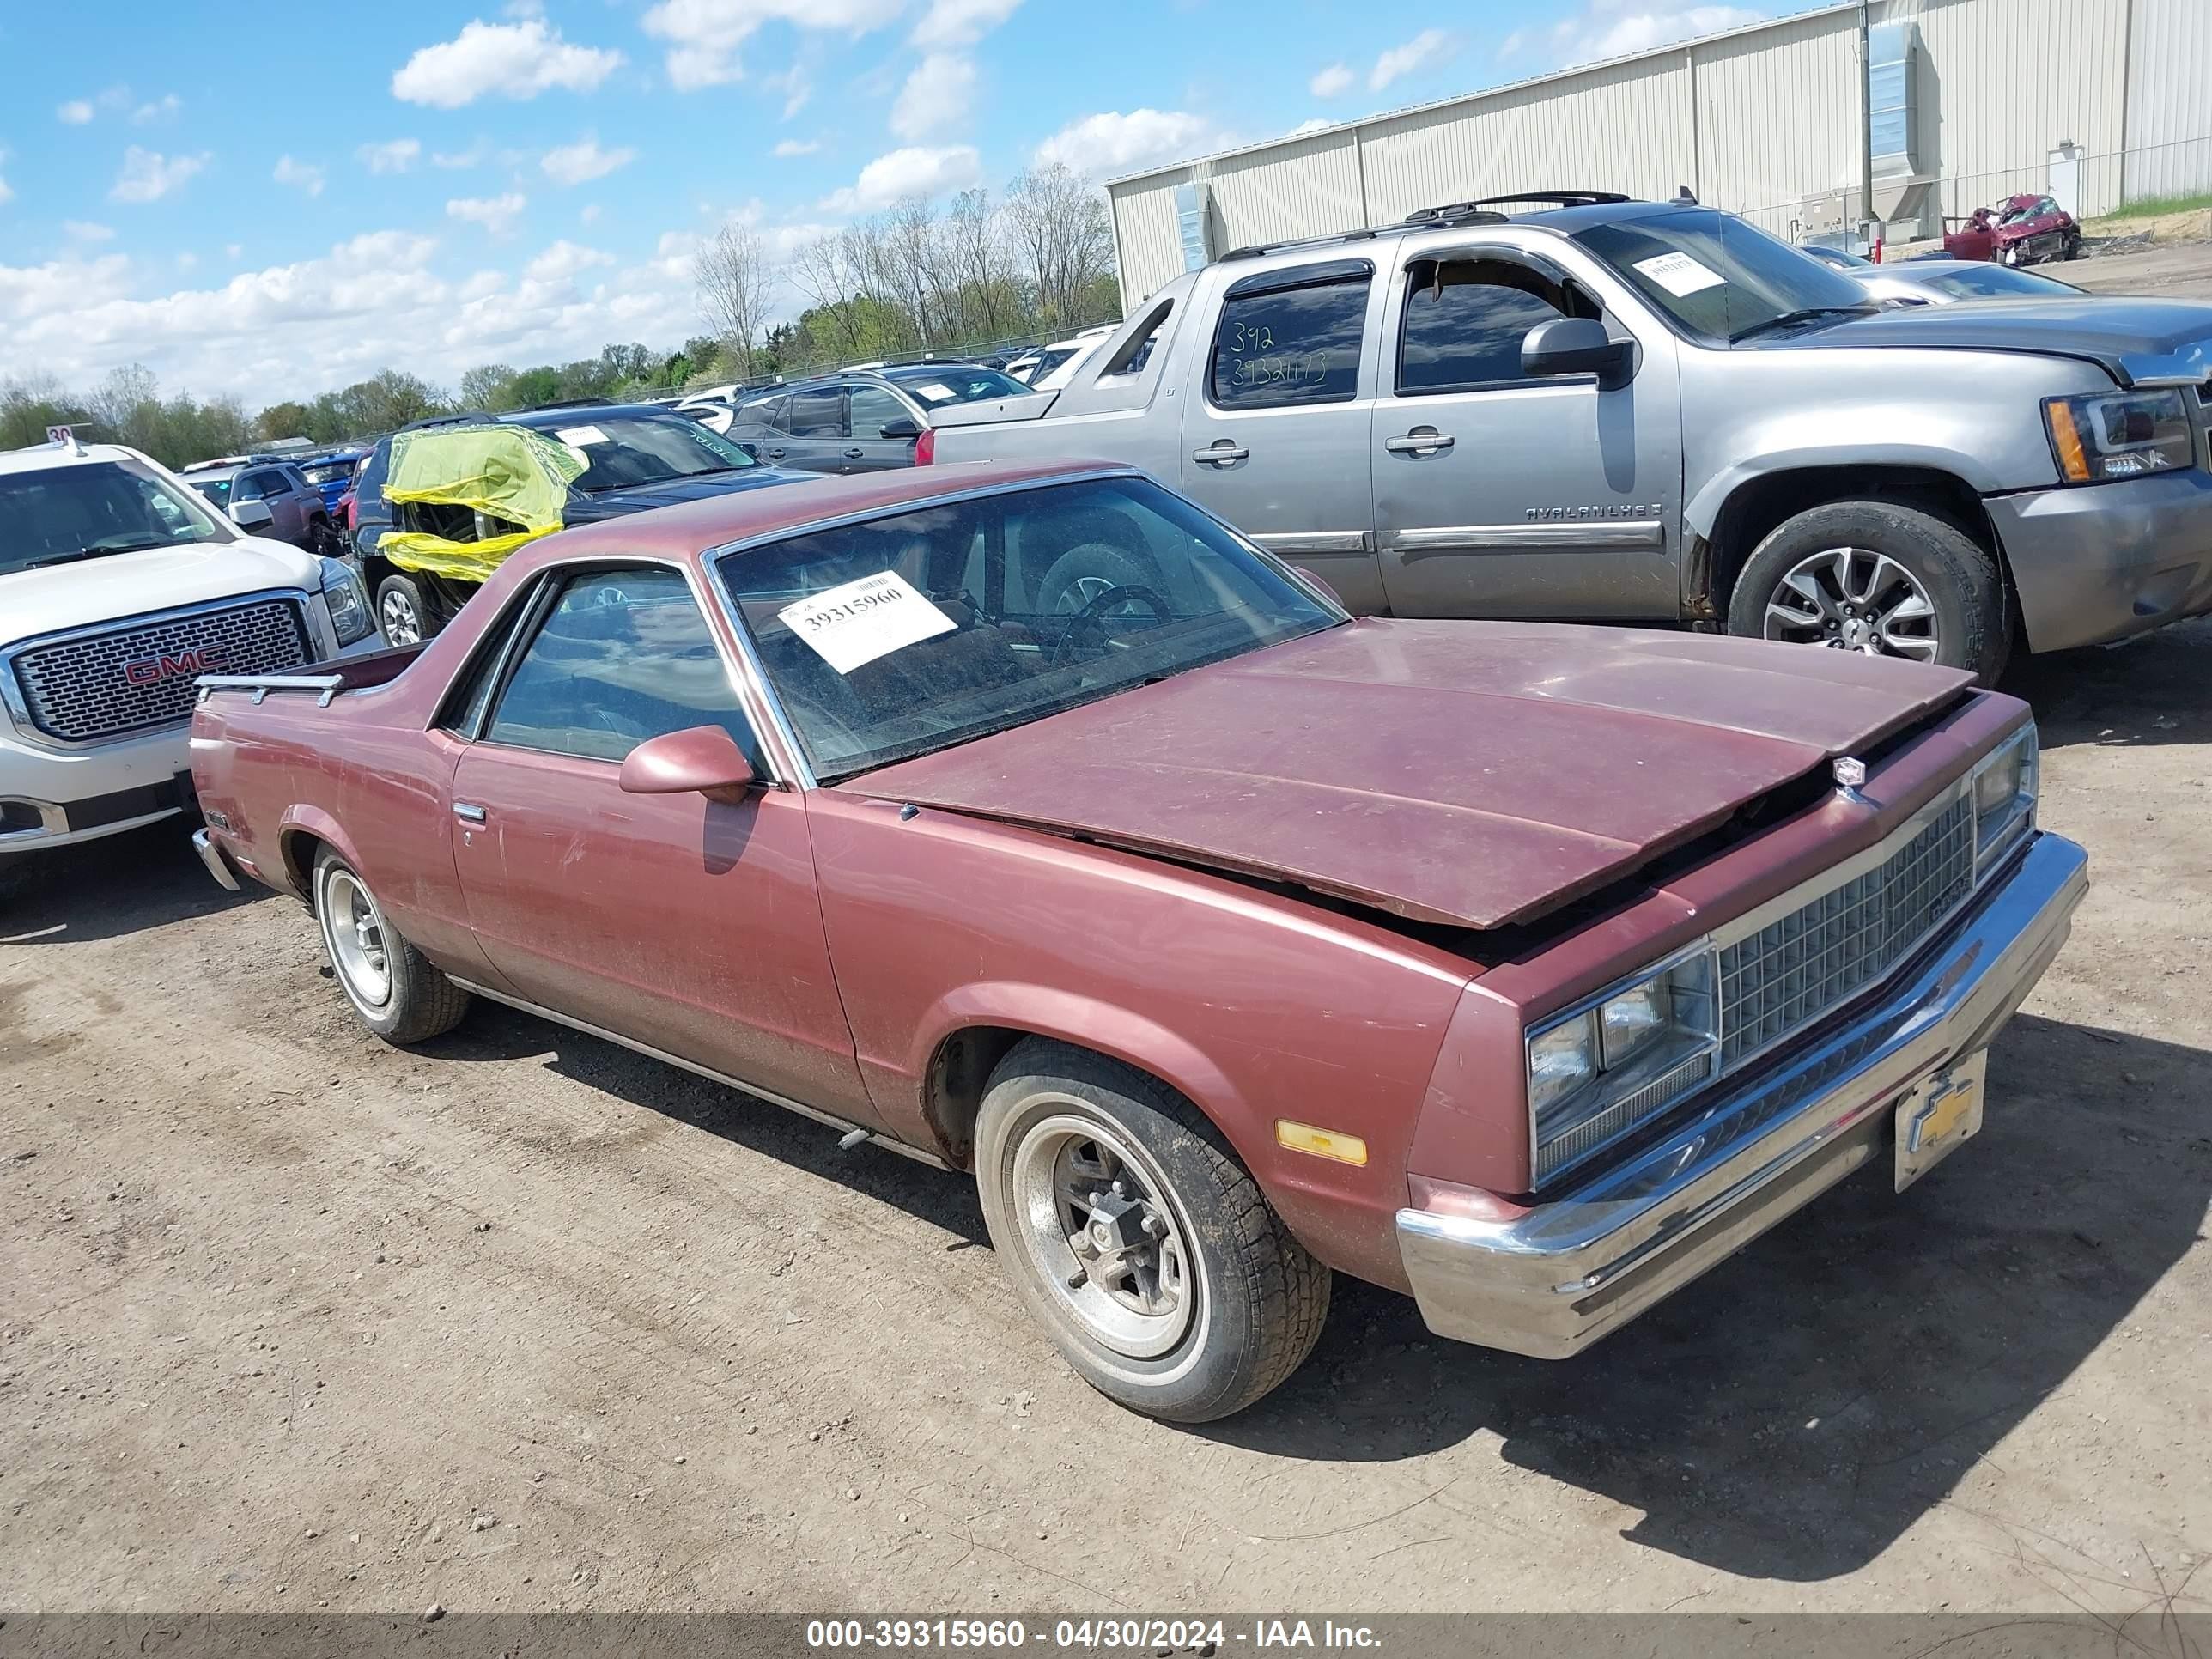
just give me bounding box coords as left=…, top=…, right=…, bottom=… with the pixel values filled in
left=453, top=802, right=487, bottom=823
left=1192, top=444, right=1249, bottom=465
left=1384, top=430, right=1455, bottom=454
left=842, top=447, right=865, bottom=459
left=766, top=447, right=787, bottom=460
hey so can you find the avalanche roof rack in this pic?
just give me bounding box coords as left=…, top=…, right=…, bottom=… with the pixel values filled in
left=1219, top=191, right=1639, bottom=262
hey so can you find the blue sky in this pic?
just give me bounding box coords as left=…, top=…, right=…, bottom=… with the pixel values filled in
left=0, top=0, right=1774, bottom=405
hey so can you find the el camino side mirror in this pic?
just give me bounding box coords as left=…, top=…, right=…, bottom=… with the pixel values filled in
left=1522, top=317, right=1635, bottom=391
left=618, top=725, right=757, bottom=805
left=230, top=500, right=276, bottom=531
left=879, top=416, right=923, bottom=441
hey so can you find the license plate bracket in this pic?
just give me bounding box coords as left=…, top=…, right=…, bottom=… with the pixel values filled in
left=1895, top=1050, right=1988, bottom=1192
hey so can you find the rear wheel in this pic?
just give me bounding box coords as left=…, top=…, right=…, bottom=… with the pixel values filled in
left=974, top=1038, right=1329, bottom=1423
left=1727, top=499, right=2008, bottom=682
left=374, top=574, right=440, bottom=647
left=313, top=850, right=470, bottom=1043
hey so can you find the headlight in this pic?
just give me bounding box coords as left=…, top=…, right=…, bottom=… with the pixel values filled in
left=319, top=556, right=373, bottom=647
left=1970, top=721, right=2038, bottom=874
left=1526, top=950, right=1719, bottom=1185
left=2042, top=389, right=2193, bottom=483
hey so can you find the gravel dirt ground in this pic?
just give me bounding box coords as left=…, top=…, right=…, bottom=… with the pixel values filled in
left=2, top=620, right=2208, bottom=1619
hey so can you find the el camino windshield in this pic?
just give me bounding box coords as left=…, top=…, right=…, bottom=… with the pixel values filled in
left=720, top=477, right=1340, bottom=781
left=1573, top=209, right=1875, bottom=343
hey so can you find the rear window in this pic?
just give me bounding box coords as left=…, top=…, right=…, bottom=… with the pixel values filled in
left=880, top=368, right=1030, bottom=405
left=1208, top=268, right=1370, bottom=410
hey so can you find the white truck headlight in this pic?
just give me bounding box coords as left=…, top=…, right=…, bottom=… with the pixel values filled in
left=1527, top=950, right=1719, bottom=1185
left=2043, top=390, right=2193, bottom=483
left=1971, top=721, right=2039, bottom=874
left=319, top=557, right=374, bottom=647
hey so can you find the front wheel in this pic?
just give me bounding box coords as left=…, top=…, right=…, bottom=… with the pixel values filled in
left=1727, top=500, right=2008, bottom=682
left=374, top=574, right=441, bottom=647
left=313, top=850, right=471, bottom=1043
left=974, top=1038, right=1329, bottom=1423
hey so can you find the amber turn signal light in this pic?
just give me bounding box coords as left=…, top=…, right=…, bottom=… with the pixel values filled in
left=1274, top=1119, right=1368, bottom=1165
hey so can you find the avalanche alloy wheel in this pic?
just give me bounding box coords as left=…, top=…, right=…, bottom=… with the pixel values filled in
left=321, top=866, right=392, bottom=1012
left=1762, top=545, right=1941, bottom=662
left=1006, top=1107, right=1194, bottom=1360
left=378, top=587, right=423, bottom=647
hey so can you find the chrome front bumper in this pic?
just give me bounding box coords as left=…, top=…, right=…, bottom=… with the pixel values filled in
left=1396, top=830, right=2088, bottom=1360
left=191, top=827, right=241, bottom=891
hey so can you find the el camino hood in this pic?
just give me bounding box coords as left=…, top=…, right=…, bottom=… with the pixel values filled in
left=567, top=465, right=812, bottom=521
left=850, top=621, right=1972, bottom=931
left=0, top=537, right=320, bottom=647
left=1781, top=295, right=2212, bottom=386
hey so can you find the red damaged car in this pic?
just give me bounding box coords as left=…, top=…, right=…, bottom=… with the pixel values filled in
left=188, top=461, right=2087, bottom=1422
left=1943, top=193, right=2082, bottom=266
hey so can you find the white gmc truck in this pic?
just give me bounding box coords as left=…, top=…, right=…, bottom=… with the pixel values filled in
left=1, top=436, right=381, bottom=861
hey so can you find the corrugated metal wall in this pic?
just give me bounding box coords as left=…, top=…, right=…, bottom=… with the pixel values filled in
left=2123, top=0, right=2212, bottom=202
left=1109, top=0, right=2190, bottom=301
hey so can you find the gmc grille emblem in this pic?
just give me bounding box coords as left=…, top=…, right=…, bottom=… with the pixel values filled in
left=123, top=647, right=228, bottom=687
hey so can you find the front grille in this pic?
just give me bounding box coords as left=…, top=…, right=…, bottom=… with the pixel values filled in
left=1718, top=794, right=1974, bottom=1067
left=11, top=598, right=313, bottom=743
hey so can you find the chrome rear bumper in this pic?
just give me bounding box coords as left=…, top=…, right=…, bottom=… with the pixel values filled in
left=191, top=828, right=241, bottom=892
left=1395, top=830, right=2088, bottom=1360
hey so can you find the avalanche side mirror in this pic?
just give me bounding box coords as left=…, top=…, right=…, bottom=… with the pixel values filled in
left=1522, top=317, right=1636, bottom=391
left=879, top=416, right=923, bottom=441
left=230, top=500, right=276, bottom=531
left=618, top=726, right=757, bottom=805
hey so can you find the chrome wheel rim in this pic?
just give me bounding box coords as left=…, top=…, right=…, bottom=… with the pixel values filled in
left=379, top=590, right=422, bottom=646
left=323, top=869, right=392, bottom=1010
left=1008, top=1109, right=1194, bottom=1358
left=1763, top=545, right=1940, bottom=661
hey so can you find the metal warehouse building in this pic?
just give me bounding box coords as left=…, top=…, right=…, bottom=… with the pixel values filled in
left=1107, top=0, right=2212, bottom=301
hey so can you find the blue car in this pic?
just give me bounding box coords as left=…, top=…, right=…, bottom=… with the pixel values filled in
left=299, top=448, right=367, bottom=520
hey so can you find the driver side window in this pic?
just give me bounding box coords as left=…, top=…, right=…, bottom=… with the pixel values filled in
left=483, top=567, right=762, bottom=767
left=1397, top=256, right=1601, bottom=394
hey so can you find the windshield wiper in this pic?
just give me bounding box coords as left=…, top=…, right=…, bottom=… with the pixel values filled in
left=1730, top=305, right=1875, bottom=343
left=22, top=547, right=137, bottom=570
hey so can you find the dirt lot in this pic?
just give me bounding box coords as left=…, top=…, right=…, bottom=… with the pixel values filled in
left=3, top=621, right=2209, bottom=1619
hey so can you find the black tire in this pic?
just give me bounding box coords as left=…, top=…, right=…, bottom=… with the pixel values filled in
left=374, top=573, right=441, bottom=647
left=974, top=1037, right=1329, bottom=1423
left=1726, top=498, right=2009, bottom=683
left=312, top=849, right=470, bottom=1044
left=1035, top=542, right=1163, bottom=616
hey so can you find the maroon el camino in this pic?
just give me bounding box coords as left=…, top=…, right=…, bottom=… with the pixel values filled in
left=189, top=459, right=2087, bottom=1422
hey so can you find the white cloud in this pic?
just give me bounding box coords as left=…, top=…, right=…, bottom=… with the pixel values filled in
left=224, top=243, right=243, bottom=260
left=540, top=135, right=637, bottom=186
left=772, top=138, right=821, bottom=157
left=132, top=94, right=182, bottom=124
left=446, top=192, right=529, bottom=236
left=176, top=252, right=198, bottom=271
left=358, top=138, right=422, bottom=174
left=110, top=147, right=210, bottom=204
left=64, top=221, right=117, bottom=242
left=1370, top=28, right=1455, bottom=92
left=391, top=18, right=624, bottom=108
left=1033, top=109, right=1232, bottom=178
left=641, top=0, right=901, bottom=92
left=432, top=143, right=490, bottom=170
left=1309, top=63, right=1354, bottom=98
left=819, top=144, right=981, bottom=213
left=58, top=100, right=95, bottom=125
left=890, top=53, right=975, bottom=143
left=273, top=155, right=326, bottom=198
left=1285, top=118, right=1334, bottom=137
left=910, top=0, right=1022, bottom=49
left=580, top=203, right=603, bottom=224
left=1534, top=3, right=1765, bottom=64
left=0, top=156, right=11, bottom=208
left=766, top=63, right=811, bottom=118
left=524, top=240, right=615, bottom=283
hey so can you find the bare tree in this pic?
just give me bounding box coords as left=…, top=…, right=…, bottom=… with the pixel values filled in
left=1006, top=164, right=1115, bottom=326
left=89, top=362, right=159, bottom=440
left=788, top=234, right=864, bottom=356
left=694, top=222, right=775, bottom=380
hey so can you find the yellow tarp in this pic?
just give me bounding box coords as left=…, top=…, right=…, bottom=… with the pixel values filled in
left=379, top=423, right=586, bottom=583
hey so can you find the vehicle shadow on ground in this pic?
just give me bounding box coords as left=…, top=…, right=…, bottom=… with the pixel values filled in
left=2003, top=615, right=2208, bottom=750
left=1208, top=1012, right=2211, bottom=1581
left=422, top=1001, right=990, bottom=1245
left=0, top=818, right=271, bottom=945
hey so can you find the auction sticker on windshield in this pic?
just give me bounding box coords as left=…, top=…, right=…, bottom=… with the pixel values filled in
left=556, top=425, right=609, bottom=446
left=1633, top=251, right=1726, bottom=296
left=779, top=570, right=957, bottom=674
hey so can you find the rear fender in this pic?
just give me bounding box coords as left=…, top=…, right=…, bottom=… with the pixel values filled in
left=275, top=804, right=366, bottom=902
